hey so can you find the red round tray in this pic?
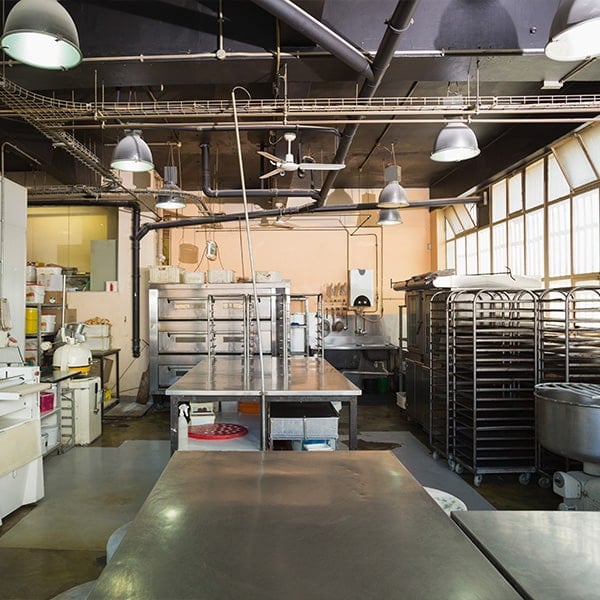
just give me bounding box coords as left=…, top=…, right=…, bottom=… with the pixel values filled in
left=188, top=423, right=248, bottom=440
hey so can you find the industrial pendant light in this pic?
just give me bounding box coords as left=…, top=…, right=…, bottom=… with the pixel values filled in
left=1, top=0, right=82, bottom=70
left=378, top=165, right=409, bottom=208
left=431, top=121, right=480, bottom=163
left=111, top=130, right=154, bottom=172
left=377, top=208, right=402, bottom=226
left=545, top=0, right=600, bottom=61
left=156, top=165, right=184, bottom=209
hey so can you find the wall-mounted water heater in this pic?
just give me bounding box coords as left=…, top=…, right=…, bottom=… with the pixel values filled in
left=349, top=269, right=374, bottom=307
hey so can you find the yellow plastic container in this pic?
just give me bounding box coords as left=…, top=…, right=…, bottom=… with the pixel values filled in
left=25, top=307, right=38, bottom=334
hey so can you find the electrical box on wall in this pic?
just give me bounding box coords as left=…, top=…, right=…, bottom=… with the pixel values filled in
left=349, top=269, right=374, bottom=307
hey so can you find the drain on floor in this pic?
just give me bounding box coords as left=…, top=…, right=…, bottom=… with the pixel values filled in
left=357, top=439, right=401, bottom=450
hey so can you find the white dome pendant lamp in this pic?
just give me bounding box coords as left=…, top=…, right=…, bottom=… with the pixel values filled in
left=545, top=0, right=600, bottom=61
left=1, top=0, right=82, bottom=70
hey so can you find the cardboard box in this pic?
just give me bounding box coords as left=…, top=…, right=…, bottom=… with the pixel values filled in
left=42, top=307, right=77, bottom=329
left=44, top=291, right=64, bottom=306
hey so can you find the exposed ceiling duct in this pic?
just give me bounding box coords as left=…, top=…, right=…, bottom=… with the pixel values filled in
left=318, top=0, right=422, bottom=205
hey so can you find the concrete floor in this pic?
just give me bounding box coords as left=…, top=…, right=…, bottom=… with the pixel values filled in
left=0, top=395, right=559, bottom=600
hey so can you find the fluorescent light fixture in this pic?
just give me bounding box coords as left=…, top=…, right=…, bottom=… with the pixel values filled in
left=111, top=130, right=154, bottom=172
left=1, top=0, right=82, bottom=70
left=377, top=208, right=402, bottom=226
left=545, top=0, right=600, bottom=61
left=431, top=121, right=480, bottom=162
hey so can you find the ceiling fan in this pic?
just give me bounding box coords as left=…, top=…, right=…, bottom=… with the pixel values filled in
left=257, top=132, right=345, bottom=180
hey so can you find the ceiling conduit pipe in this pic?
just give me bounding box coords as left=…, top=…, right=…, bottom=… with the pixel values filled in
left=200, top=142, right=322, bottom=202
left=28, top=198, right=144, bottom=358
left=317, top=0, right=421, bottom=206
left=249, top=0, right=374, bottom=81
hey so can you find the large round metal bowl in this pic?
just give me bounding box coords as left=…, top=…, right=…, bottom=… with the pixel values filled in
left=535, top=383, right=600, bottom=470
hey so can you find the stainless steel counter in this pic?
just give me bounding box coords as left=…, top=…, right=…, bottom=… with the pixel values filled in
left=166, top=356, right=360, bottom=451
left=89, top=451, right=521, bottom=600
left=453, top=511, right=600, bottom=599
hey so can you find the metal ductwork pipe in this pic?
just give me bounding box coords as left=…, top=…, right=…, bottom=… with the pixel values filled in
left=200, top=143, right=322, bottom=202
left=318, top=0, right=422, bottom=205
left=249, top=0, right=374, bottom=81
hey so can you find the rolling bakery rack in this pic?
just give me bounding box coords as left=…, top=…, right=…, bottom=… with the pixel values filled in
left=428, top=288, right=538, bottom=486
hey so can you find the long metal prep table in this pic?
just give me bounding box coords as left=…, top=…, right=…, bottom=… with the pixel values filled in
left=452, top=511, right=600, bottom=599
left=166, top=356, right=360, bottom=451
left=89, top=451, right=521, bottom=600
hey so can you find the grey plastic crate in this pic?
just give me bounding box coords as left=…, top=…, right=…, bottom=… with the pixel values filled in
left=269, top=402, right=339, bottom=440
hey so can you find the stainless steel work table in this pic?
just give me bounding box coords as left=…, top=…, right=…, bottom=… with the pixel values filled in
left=89, top=451, right=521, bottom=599
left=166, top=356, right=361, bottom=452
left=452, top=510, right=600, bottom=599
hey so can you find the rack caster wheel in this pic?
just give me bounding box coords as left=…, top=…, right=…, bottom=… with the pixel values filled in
left=518, top=473, right=532, bottom=486
left=538, top=476, right=551, bottom=489
left=432, top=451, right=440, bottom=460
left=473, top=475, right=483, bottom=487
left=453, top=463, right=464, bottom=475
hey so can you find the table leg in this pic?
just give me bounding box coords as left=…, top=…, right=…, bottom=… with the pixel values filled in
left=170, top=400, right=178, bottom=455
left=349, top=396, right=358, bottom=450
left=115, top=351, right=120, bottom=400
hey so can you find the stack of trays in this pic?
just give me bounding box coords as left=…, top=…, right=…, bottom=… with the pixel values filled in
left=85, top=324, right=111, bottom=350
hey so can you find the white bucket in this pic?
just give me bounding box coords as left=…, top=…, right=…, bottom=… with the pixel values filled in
left=36, top=267, right=63, bottom=291
left=25, top=284, right=45, bottom=304
left=40, top=314, right=56, bottom=333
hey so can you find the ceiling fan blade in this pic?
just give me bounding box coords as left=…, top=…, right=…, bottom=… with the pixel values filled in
left=297, top=163, right=345, bottom=171
left=257, top=150, right=282, bottom=163
left=259, top=167, right=285, bottom=179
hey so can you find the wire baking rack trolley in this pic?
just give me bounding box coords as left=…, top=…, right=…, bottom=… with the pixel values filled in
left=433, top=288, right=538, bottom=487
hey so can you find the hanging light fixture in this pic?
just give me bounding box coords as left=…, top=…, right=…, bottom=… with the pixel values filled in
left=156, top=165, right=185, bottom=209
left=545, top=0, right=600, bottom=61
left=377, top=209, right=402, bottom=226
left=111, top=130, right=154, bottom=172
left=1, top=0, right=82, bottom=70
left=378, top=164, right=409, bottom=208
left=431, top=121, right=480, bottom=163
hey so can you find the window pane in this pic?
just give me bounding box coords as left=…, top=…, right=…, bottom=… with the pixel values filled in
left=554, top=137, right=596, bottom=189
left=508, top=173, right=523, bottom=214
left=508, top=216, right=524, bottom=275
left=525, top=209, right=544, bottom=278
left=455, top=236, right=466, bottom=275
left=548, top=153, right=570, bottom=200
left=492, top=222, right=507, bottom=273
left=548, top=200, right=571, bottom=277
left=578, top=123, right=600, bottom=176
left=572, top=189, right=600, bottom=274
left=446, top=240, right=456, bottom=271
left=466, top=232, right=477, bottom=274
left=525, top=160, right=544, bottom=209
left=478, top=228, right=491, bottom=274
left=492, top=180, right=507, bottom=222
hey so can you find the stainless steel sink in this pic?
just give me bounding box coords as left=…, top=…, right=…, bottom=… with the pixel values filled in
left=535, top=382, right=600, bottom=473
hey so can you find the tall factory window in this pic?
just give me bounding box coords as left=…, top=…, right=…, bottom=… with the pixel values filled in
left=525, top=160, right=544, bottom=209
left=525, top=209, right=544, bottom=278
left=508, top=216, right=524, bottom=275
left=478, top=228, right=491, bottom=274
left=572, top=189, right=600, bottom=274
left=455, top=236, right=467, bottom=275
left=466, top=232, right=478, bottom=274
left=547, top=200, right=571, bottom=278
left=491, top=180, right=507, bottom=222
left=554, top=137, right=596, bottom=190
left=547, top=154, right=570, bottom=201
left=492, top=222, right=507, bottom=273
left=508, top=173, right=523, bottom=214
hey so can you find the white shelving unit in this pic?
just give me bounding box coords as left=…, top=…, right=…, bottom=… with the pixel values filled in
left=0, top=369, right=50, bottom=525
